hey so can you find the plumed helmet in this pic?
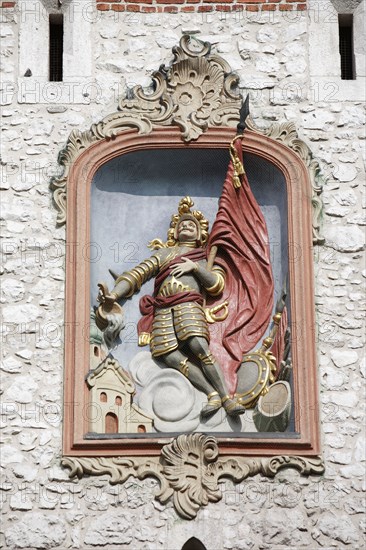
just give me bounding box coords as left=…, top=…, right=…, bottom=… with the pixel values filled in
left=168, top=197, right=209, bottom=247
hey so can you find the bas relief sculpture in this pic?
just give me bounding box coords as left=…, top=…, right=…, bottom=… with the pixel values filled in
left=99, top=198, right=246, bottom=418
left=57, top=37, right=324, bottom=518
left=91, top=136, right=291, bottom=435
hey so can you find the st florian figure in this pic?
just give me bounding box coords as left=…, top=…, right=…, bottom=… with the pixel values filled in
left=97, top=136, right=276, bottom=419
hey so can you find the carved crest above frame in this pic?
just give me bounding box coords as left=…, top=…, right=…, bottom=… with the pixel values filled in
left=57, top=36, right=325, bottom=520
left=51, top=35, right=324, bottom=244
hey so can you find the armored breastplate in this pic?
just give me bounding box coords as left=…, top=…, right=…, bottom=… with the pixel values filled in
left=157, top=275, right=191, bottom=297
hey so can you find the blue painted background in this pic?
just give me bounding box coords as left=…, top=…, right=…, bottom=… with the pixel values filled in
left=90, top=148, right=288, bottom=369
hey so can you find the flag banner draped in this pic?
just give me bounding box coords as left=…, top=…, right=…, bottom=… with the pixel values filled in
left=206, top=137, right=274, bottom=394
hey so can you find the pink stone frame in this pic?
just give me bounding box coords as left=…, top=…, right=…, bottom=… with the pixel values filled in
left=63, top=126, right=321, bottom=458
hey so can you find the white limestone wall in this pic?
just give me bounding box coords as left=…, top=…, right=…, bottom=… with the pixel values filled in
left=1, top=3, right=365, bottom=549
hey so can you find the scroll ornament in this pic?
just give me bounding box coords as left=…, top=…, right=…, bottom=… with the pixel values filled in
left=62, top=433, right=324, bottom=520
left=50, top=36, right=324, bottom=243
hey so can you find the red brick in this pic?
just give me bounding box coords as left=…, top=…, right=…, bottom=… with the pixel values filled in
left=96, top=4, right=111, bottom=10
left=286, top=0, right=299, bottom=3
left=268, top=0, right=281, bottom=3
left=181, top=5, right=195, bottom=10
left=1, top=0, right=15, bottom=4
left=262, top=4, right=276, bottom=9
left=164, top=5, right=179, bottom=11
left=96, top=0, right=120, bottom=3
left=141, top=5, right=157, bottom=11
left=126, top=4, right=140, bottom=11
left=237, top=0, right=262, bottom=3
left=157, top=0, right=184, bottom=3
left=231, top=4, right=244, bottom=10
left=296, top=3, right=307, bottom=9
left=279, top=4, right=293, bottom=9
left=216, top=4, right=232, bottom=10
left=112, top=4, right=125, bottom=10
left=198, top=5, right=213, bottom=11
left=186, top=0, right=200, bottom=3
left=127, top=0, right=152, bottom=3
left=204, top=0, right=233, bottom=3
left=246, top=5, right=260, bottom=10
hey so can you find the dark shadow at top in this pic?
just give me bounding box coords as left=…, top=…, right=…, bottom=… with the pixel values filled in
left=182, top=537, right=208, bottom=550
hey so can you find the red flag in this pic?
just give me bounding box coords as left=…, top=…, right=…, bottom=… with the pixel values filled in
left=206, top=137, right=274, bottom=394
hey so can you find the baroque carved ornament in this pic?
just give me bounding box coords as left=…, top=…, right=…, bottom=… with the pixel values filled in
left=50, top=35, right=324, bottom=243
left=58, top=37, right=325, bottom=520
left=62, top=434, right=324, bottom=520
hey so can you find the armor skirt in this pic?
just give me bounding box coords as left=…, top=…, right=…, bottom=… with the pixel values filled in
left=150, top=301, right=209, bottom=357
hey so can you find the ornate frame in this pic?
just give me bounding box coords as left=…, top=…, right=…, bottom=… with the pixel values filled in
left=55, top=37, right=325, bottom=519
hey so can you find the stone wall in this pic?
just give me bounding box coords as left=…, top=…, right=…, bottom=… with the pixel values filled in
left=1, top=1, right=365, bottom=549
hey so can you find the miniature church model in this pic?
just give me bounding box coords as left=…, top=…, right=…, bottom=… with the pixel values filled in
left=87, top=356, right=153, bottom=434
left=88, top=310, right=153, bottom=434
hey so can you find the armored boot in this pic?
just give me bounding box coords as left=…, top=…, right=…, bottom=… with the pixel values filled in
left=200, top=391, right=222, bottom=418
left=221, top=395, right=247, bottom=417
left=198, top=352, right=246, bottom=417
left=177, top=358, right=224, bottom=418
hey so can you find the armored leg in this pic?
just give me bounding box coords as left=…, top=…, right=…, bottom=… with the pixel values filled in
left=160, top=349, right=215, bottom=396
left=186, top=337, right=228, bottom=397
left=186, top=336, right=245, bottom=417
